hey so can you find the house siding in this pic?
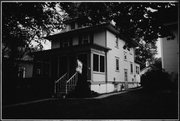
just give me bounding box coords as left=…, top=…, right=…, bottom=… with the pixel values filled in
left=160, top=26, right=178, bottom=74
left=106, top=30, right=137, bottom=84
left=93, top=30, right=106, bottom=47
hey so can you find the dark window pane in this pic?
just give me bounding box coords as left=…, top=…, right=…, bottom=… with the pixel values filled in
left=116, top=58, right=119, bottom=71
left=100, top=56, right=105, bottom=72
left=93, top=54, right=99, bottom=71
left=131, top=63, right=133, bottom=73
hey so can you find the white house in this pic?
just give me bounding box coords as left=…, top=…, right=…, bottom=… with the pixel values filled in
left=34, top=18, right=141, bottom=94
left=159, top=22, right=178, bottom=82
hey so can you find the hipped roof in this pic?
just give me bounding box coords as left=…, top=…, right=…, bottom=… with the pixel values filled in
left=45, top=23, right=139, bottom=47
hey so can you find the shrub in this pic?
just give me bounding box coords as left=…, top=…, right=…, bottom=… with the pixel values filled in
left=141, top=69, right=173, bottom=91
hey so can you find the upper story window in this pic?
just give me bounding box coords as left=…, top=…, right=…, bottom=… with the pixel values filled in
left=60, top=38, right=72, bottom=48
left=115, top=36, right=119, bottom=48
left=79, top=34, right=93, bottom=45
left=124, top=51, right=127, bottom=60
left=93, top=54, right=105, bottom=73
left=115, top=57, right=119, bottom=71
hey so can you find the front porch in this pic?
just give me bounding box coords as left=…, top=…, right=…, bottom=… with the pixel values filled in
left=33, top=44, right=110, bottom=96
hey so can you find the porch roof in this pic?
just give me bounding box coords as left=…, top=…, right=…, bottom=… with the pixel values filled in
left=33, top=44, right=111, bottom=56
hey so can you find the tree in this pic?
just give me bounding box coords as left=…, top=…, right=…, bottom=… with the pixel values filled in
left=2, top=2, right=67, bottom=60
left=60, top=2, right=178, bottom=65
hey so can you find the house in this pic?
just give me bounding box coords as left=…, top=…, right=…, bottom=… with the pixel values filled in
left=160, top=22, right=178, bottom=78
left=33, top=18, right=141, bottom=95
left=158, top=6, right=178, bottom=83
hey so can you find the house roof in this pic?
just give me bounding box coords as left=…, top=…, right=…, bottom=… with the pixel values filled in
left=45, top=23, right=139, bottom=47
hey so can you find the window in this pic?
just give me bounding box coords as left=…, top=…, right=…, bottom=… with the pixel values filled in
left=60, top=38, right=72, bottom=48
left=124, top=69, right=128, bottom=81
left=93, top=54, right=105, bottom=72
left=115, top=36, right=119, bottom=48
left=82, top=35, right=90, bottom=44
left=70, top=22, right=75, bottom=30
left=130, top=62, right=133, bottom=73
left=136, top=66, right=139, bottom=74
left=37, top=68, right=41, bottom=75
left=124, top=51, right=127, bottom=60
left=115, top=57, right=119, bottom=71
left=93, top=54, right=99, bottom=71
left=79, top=34, right=93, bottom=45
left=100, top=56, right=105, bottom=72
left=18, top=67, right=25, bottom=78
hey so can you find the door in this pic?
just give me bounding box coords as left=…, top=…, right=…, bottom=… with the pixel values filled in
left=124, top=69, right=128, bottom=89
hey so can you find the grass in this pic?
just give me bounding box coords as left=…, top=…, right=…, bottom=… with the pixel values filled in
left=2, top=88, right=178, bottom=119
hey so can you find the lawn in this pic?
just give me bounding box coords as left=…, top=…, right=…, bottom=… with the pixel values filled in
left=2, top=88, right=178, bottom=119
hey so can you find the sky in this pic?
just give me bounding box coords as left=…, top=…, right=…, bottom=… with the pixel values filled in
left=155, top=39, right=162, bottom=58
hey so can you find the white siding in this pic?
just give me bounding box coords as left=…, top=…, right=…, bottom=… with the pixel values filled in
left=106, top=30, right=138, bottom=83
left=160, top=28, right=178, bottom=74
left=92, top=73, right=105, bottom=82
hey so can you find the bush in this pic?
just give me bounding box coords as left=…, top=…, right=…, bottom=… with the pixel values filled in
left=141, top=69, right=173, bottom=91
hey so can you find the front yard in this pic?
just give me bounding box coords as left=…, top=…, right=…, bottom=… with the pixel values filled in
left=2, top=88, right=178, bottom=119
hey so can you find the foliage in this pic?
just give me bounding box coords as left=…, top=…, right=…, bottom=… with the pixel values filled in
left=2, top=2, right=66, bottom=60
left=60, top=2, right=178, bottom=64
left=152, top=57, right=162, bottom=69
left=141, top=69, right=173, bottom=91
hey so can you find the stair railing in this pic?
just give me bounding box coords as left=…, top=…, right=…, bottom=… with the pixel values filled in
left=66, top=72, right=78, bottom=94
left=54, top=73, right=67, bottom=94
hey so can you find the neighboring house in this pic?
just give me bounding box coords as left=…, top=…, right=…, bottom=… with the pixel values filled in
left=160, top=22, right=178, bottom=77
left=158, top=6, right=178, bottom=82
left=2, top=55, right=34, bottom=79
left=16, top=55, right=34, bottom=78
left=33, top=18, right=141, bottom=94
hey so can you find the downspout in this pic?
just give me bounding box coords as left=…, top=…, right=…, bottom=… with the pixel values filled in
left=105, top=30, right=108, bottom=93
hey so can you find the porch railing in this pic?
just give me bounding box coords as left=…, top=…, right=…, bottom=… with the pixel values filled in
left=66, top=72, right=78, bottom=94
left=54, top=73, right=67, bottom=94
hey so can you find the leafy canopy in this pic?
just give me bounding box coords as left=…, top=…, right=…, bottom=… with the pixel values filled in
left=2, top=2, right=178, bottom=64
left=2, top=2, right=66, bottom=59
left=60, top=2, right=178, bottom=64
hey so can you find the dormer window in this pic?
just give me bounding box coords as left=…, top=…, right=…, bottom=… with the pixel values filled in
left=79, top=33, right=93, bottom=45
left=60, top=38, right=72, bottom=48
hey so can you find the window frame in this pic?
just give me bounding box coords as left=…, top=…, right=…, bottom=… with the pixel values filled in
left=136, top=66, right=140, bottom=74
left=93, top=53, right=105, bottom=73
left=115, top=36, right=119, bottom=48
left=115, top=57, right=120, bottom=71
left=124, top=51, right=127, bottom=61
left=130, top=62, right=133, bottom=74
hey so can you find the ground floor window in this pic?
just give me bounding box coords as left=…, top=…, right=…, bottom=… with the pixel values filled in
left=124, top=69, right=128, bottom=81
left=130, top=62, right=133, bottom=74
left=93, top=54, right=105, bottom=72
left=136, top=66, right=140, bottom=74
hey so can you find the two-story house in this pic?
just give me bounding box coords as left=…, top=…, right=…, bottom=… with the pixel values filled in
left=33, top=18, right=140, bottom=95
